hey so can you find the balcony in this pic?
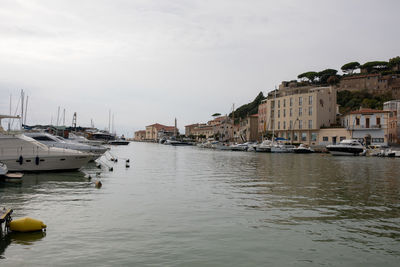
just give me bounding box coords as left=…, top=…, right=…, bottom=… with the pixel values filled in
left=347, top=124, right=382, bottom=130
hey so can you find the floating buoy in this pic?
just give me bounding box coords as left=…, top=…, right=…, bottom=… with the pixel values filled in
left=114, top=158, right=118, bottom=163
left=9, top=217, right=47, bottom=232
left=96, top=172, right=101, bottom=177
left=18, top=156, right=23, bottom=165
left=95, top=180, right=102, bottom=188
left=35, top=156, right=40, bottom=165
left=109, top=167, right=113, bottom=172
left=125, top=163, right=130, bottom=168
left=126, top=159, right=130, bottom=163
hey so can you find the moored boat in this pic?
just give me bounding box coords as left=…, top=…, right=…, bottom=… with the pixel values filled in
left=293, top=144, right=314, bottom=153
left=326, top=139, right=365, bottom=156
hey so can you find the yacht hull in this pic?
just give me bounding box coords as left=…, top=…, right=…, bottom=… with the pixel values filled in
left=327, top=148, right=364, bottom=156
left=0, top=155, right=91, bottom=172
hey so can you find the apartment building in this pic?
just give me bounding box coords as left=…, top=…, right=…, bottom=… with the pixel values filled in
left=134, top=130, right=146, bottom=141
left=383, top=100, right=400, bottom=144
left=263, top=86, right=337, bottom=145
left=238, top=114, right=258, bottom=142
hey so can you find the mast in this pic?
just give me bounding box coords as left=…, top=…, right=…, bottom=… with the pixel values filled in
left=62, top=108, right=66, bottom=126
left=108, top=109, right=111, bottom=133
left=20, top=90, right=24, bottom=130
left=8, top=94, right=12, bottom=131
left=56, top=106, right=60, bottom=126
left=174, top=118, right=177, bottom=137
left=24, top=95, right=29, bottom=125
left=272, top=86, right=277, bottom=142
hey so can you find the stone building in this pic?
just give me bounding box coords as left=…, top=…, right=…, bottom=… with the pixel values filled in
left=134, top=130, right=146, bottom=141
left=384, top=100, right=400, bottom=144
left=145, top=123, right=177, bottom=141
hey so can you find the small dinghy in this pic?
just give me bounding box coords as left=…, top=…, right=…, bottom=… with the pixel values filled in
left=0, top=162, right=23, bottom=183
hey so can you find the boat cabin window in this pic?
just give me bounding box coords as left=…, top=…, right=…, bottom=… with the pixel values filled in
left=33, top=136, right=55, bottom=141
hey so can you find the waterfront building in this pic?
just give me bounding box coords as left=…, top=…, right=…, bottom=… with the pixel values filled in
left=184, top=123, right=199, bottom=137
left=317, top=128, right=352, bottom=146
left=145, top=123, right=177, bottom=141
left=134, top=130, right=146, bottom=141
left=341, top=108, right=390, bottom=146
left=383, top=100, right=400, bottom=144
left=257, top=100, right=268, bottom=139
left=238, top=114, right=258, bottom=142
left=191, top=124, right=214, bottom=140
left=263, top=85, right=337, bottom=145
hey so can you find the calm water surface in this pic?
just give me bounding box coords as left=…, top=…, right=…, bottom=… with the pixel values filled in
left=1, top=142, right=400, bottom=266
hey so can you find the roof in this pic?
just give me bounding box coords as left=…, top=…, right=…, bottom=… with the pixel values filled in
left=185, top=123, right=199, bottom=127
left=349, top=108, right=390, bottom=115
left=250, top=114, right=259, bottom=118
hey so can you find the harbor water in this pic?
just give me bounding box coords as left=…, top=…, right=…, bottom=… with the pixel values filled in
left=1, top=142, right=400, bottom=266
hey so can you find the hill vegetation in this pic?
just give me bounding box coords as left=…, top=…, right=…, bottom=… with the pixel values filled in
left=229, top=92, right=265, bottom=123
left=337, top=90, right=392, bottom=113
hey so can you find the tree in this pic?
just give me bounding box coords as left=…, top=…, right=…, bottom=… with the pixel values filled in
left=360, top=61, right=388, bottom=73
left=317, top=69, right=338, bottom=84
left=212, top=113, right=221, bottom=117
left=327, top=75, right=340, bottom=85
left=388, top=56, right=400, bottom=69
left=341, top=62, right=360, bottom=75
left=297, top=71, right=318, bottom=83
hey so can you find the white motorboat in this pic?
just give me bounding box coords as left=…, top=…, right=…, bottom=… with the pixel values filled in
left=0, top=115, right=92, bottom=172
left=25, top=132, right=108, bottom=159
left=0, top=162, right=7, bottom=175
left=270, top=143, right=296, bottom=153
left=255, top=140, right=273, bottom=152
left=293, top=144, right=314, bottom=153
left=326, top=139, right=366, bottom=156
left=229, top=143, right=248, bottom=151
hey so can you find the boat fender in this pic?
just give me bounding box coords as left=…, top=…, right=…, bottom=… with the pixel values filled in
left=18, top=156, right=23, bottom=165
left=114, top=158, right=118, bottom=163
left=9, top=217, right=47, bottom=232
left=126, top=163, right=130, bottom=168
left=126, top=159, right=130, bottom=163
left=95, top=180, right=102, bottom=188
left=35, top=156, right=40, bottom=165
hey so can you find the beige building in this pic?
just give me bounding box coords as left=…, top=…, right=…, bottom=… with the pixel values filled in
left=145, top=123, right=177, bottom=141
left=185, top=123, right=199, bottom=137
left=384, top=100, right=400, bottom=144
left=258, top=100, right=268, bottom=138
left=134, top=130, right=146, bottom=141
left=317, top=128, right=351, bottom=146
left=191, top=124, right=214, bottom=140
left=264, top=86, right=337, bottom=145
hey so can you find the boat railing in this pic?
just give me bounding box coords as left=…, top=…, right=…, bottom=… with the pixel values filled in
left=0, top=146, right=73, bottom=157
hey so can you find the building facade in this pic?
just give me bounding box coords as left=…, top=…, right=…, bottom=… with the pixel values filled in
left=238, top=114, right=258, bottom=142
left=145, top=123, right=177, bottom=141
left=264, top=86, right=337, bottom=145
left=134, top=130, right=146, bottom=141
left=341, top=108, right=390, bottom=146
left=384, top=100, right=400, bottom=144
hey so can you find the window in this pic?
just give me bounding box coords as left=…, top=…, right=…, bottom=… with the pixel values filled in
left=376, top=117, right=381, bottom=125
left=294, top=132, right=298, bottom=141
left=309, top=95, right=313, bottom=105
left=309, top=106, right=312, bottom=116
left=356, top=117, right=360, bottom=126
left=290, top=120, right=293, bottom=129
left=299, top=107, right=303, bottom=116
left=290, top=98, right=293, bottom=107
left=308, top=120, right=312, bottom=129
left=283, top=99, right=286, bottom=107
left=311, top=133, right=317, bottom=141
left=278, top=100, right=280, bottom=108
left=299, top=97, right=303, bottom=106
left=301, top=133, right=307, bottom=141
left=278, top=121, right=280, bottom=130
left=323, top=136, right=328, bottom=141
left=283, top=121, right=286, bottom=129
left=290, top=108, right=293, bottom=117
left=278, top=110, right=280, bottom=118
left=299, top=120, right=302, bottom=129
left=283, top=109, right=286, bottom=117
left=372, top=138, right=384, bottom=143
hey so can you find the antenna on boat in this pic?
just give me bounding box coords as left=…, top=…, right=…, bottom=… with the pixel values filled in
left=62, top=108, right=66, bottom=126
left=8, top=94, right=12, bottom=131
left=72, top=112, right=77, bottom=130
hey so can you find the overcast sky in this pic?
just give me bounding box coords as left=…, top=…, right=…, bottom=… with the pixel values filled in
left=0, top=0, right=399, bottom=136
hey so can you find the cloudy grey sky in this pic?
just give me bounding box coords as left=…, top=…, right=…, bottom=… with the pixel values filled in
left=0, top=0, right=399, bottom=136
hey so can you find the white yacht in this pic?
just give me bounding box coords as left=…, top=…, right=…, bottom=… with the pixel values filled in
left=0, top=115, right=92, bottom=172
left=0, top=162, right=7, bottom=175
left=229, top=143, right=249, bottom=151
left=270, top=143, right=296, bottom=153
left=255, top=140, right=273, bottom=152
left=25, top=132, right=108, bottom=159
left=326, top=139, right=366, bottom=156
left=293, top=144, right=314, bottom=153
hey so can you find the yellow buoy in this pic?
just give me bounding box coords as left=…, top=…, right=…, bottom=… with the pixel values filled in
left=9, top=217, right=47, bottom=232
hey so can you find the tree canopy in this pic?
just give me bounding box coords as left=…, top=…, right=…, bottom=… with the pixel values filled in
left=337, top=90, right=392, bottom=113
left=229, top=92, right=265, bottom=123
left=341, top=62, right=360, bottom=74
left=388, top=56, right=400, bottom=68
left=211, top=113, right=221, bottom=117
left=297, top=71, right=318, bottom=83
left=360, top=61, right=388, bottom=73
left=317, top=69, right=338, bottom=84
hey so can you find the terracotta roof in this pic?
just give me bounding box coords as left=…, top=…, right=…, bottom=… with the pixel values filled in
left=135, top=130, right=146, bottom=134
left=185, top=123, right=199, bottom=127
left=250, top=114, right=259, bottom=117
left=349, top=108, right=390, bottom=115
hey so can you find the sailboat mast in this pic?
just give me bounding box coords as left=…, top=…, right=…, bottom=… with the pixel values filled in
left=108, top=109, right=111, bottom=132
left=24, top=95, right=29, bottom=125
left=8, top=94, right=12, bottom=131
left=20, top=90, right=24, bottom=129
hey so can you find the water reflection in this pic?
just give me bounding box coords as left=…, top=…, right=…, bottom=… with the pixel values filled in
left=0, top=231, right=46, bottom=259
